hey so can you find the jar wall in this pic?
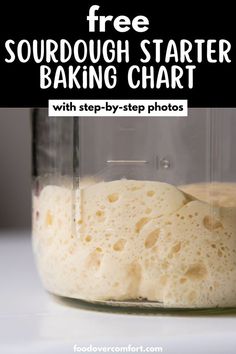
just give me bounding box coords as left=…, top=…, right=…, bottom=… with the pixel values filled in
left=32, top=109, right=236, bottom=309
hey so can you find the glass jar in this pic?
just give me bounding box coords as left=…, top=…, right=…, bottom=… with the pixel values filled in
left=32, top=108, right=236, bottom=309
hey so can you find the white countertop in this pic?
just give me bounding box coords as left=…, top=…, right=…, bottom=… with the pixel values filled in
left=1, top=232, right=236, bottom=354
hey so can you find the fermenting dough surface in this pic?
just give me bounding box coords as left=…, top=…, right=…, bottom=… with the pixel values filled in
left=33, top=179, right=236, bottom=308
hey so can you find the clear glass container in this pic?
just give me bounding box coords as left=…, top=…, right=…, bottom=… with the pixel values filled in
left=32, top=108, right=236, bottom=310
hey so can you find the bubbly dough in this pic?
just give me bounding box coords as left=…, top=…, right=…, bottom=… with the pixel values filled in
left=180, top=182, right=236, bottom=207
left=32, top=179, right=236, bottom=308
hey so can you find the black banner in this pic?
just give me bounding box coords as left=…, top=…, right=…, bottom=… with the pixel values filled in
left=0, top=2, right=235, bottom=107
